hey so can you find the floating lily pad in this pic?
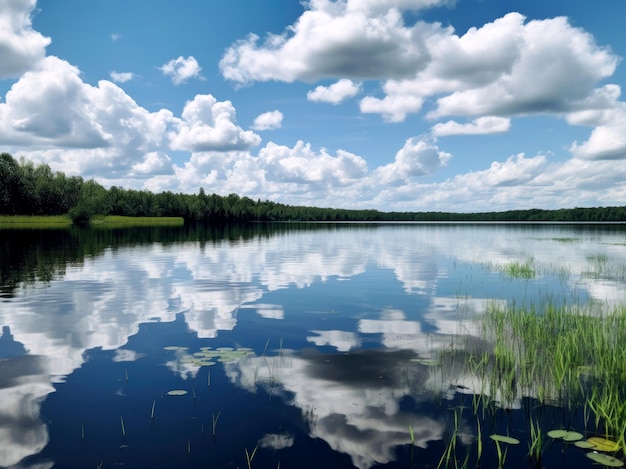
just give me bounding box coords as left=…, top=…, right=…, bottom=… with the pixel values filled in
left=490, top=435, right=520, bottom=445
left=586, top=452, right=624, bottom=467
left=166, top=390, right=188, bottom=396
left=587, top=437, right=620, bottom=452
left=216, top=347, right=234, bottom=352
left=191, top=359, right=217, bottom=367
left=547, top=430, right=568, bottom=439
left=575, top=441, right=596, bottom=449
left=548, top=429, right=583, bottom=441
left=563, top=431, right=583, bottom=442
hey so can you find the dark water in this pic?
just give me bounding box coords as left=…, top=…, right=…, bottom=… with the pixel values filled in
left=1, top=222, right=625, bottom=469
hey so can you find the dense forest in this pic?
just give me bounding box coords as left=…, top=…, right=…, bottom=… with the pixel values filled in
left=2, top=152, right=626, bottom=222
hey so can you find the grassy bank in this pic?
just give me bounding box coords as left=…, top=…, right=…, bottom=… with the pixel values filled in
left=0, top=215, right=184, bottom=228
left=90, top=215, right=184, bottom=227
left=0, top=215, right=73, bottom=228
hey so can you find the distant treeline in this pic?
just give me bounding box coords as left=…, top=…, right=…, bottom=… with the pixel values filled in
left=2, top=152, right=626, bottom=223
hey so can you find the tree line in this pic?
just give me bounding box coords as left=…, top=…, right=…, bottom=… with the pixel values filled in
left=2, top=152, right=626, bottom=222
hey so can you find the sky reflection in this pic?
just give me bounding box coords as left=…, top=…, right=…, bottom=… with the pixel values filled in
left=1, top=224, right=625, bottom=467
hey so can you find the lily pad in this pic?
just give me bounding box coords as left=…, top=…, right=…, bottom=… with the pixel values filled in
left=166, top=389, right=188, bottom=396
left=490, top=435, right=520, bottom=445
left=586, top=452, right=624, bottom=467
left=547, top=430, right=568, bottom=439
left=587, top=437, right=620, bottom=452
left=562, top=431, right=583, bottom=442
left=574, top=441, right=596, bottom=449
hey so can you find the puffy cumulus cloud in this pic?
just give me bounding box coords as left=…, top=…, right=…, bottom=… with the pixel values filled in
left=130, top=151, right=174, bottom=176
left=566, top=88, right=626, bottom=160
left=431, top=116, right=511, bottom=136
left=375, top=137, right=451, bottom=183
left=0, top=0, right=50, bottom=78
left=429, top=14, right=618, bottom=118
left=260, top=140, right=369, bottom=186
left=307, top=79, right=361, bottom=104
left=251, top=110, right=283, bottom=130
left=360, top=91, right=423, bottom=122
left=220, top=0, right=434, bottom=83
left=0, top=56, right=179, bottom=178
left=109, top=71, right=134, bottom=83
left=169, top=94, right=262, bottom=152
left=160, top=56, right=203, bottom=85
left=345, top=0, right=454, bottom=14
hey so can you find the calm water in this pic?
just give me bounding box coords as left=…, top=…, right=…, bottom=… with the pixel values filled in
left=1, top=222, right=625, bottom=469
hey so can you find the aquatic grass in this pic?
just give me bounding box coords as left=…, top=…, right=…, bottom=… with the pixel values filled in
left=498, top=258, right=536, bottom=279
left=245, top=444, right=259, bottom=469
left=467, top=301, right=626, bottom=452
left=212, top=411, right=221, bottom=437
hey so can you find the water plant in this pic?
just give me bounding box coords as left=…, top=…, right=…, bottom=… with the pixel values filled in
left=212, top=411, right=221, bottom=437
left=467, top=301, right=626, bottom=451
left=245, top=444, right=259, bottom=469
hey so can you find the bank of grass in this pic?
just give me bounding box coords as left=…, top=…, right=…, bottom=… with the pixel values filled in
left=90, top=215, right=184, bottom=227
left=0, top=215, right=73, bottom=228
left=0, top=215, right=184, bottom=228
left=459, top=302, right=626, bottom=452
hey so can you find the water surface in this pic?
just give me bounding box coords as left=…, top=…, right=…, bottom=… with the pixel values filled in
left=1, top=222, right=625, bottom=468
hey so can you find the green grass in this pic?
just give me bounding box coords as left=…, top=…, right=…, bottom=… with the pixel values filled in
left=0, top=215, right=72, bottom=227
left=463, top=302, right=626, bottom=451
left=0, top=214, right=184, bottom=228
left=90, top=215, right=184, bottom=227
left=500, top=259, right=535, bottom=279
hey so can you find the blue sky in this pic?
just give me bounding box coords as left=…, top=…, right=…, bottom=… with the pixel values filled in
left=1, top=0, right=626, bottom=212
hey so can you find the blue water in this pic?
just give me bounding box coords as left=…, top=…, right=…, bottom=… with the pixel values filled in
left=1, top=222, right=625, bottom=468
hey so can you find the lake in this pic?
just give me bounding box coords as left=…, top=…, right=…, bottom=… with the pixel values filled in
left=1, top=222, right=625, bottom=469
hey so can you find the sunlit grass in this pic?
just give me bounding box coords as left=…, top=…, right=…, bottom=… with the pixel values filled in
left=90, top=215, right=184, bottom=227
left=0, top=215, right=72, bottom=227
left=462, top=302, right=626, bottom=451
left=500, top=259, right=535, bottom=279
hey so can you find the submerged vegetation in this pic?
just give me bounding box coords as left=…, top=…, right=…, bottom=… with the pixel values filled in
left=3, top=152, right=626, bottom=223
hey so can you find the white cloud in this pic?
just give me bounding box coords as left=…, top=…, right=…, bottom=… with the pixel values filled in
left=169, top=94, right=262, bottom=152
left=429, top=14, right=618, bottom=118
left=431, top=116, right=511, bottom=136
left=130, top=151, right=174, bottom=176
left=109, top=71, right=134, bottom=83
left=359, top=92, right=423, bottom=122
left=160, top=56, right=203, bottom=85
left=251, top=110, right=283, bottom=130
left=307, top=79, right=361, bottom=104
left=0, top=0, right=50, bottom=78
left=375, top=137, right=451, bottom=182
left=567, top=88, right=626, bottom=160
left=220, top=1, right=434, bottom=83
left=0, top=56, right=178, bottom=178
left=111, top=33, right=122, bottom=42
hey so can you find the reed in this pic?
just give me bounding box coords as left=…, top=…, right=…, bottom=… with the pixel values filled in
left=120, top=416, right=126, bottom=438
left=245, top=444, right=259, bottom=469
left=468, top=301, right=626, bottom=451
left=0, top=215, right=72, bottom=227
left=150, top=400, right=156, bottom=420
left=212, top=411, right=221, bottom=436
